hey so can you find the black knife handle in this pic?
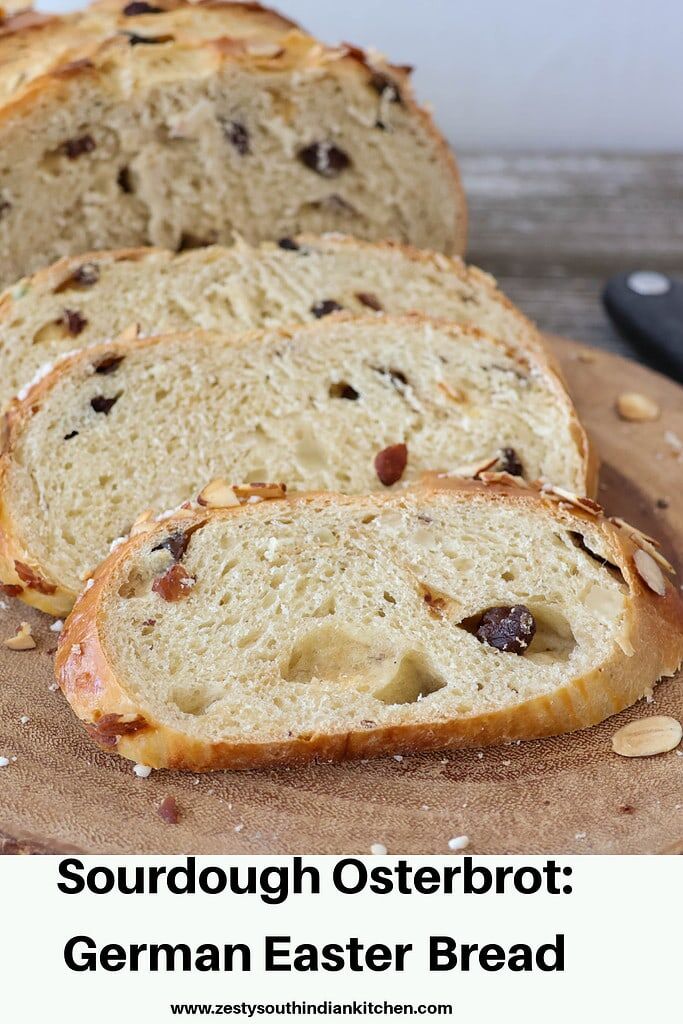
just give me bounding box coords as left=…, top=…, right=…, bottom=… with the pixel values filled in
left=602, top=271, right=683, bottom=383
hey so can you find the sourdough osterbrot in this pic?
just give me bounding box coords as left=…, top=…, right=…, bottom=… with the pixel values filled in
left=54, top=478, right=683, bottom=770
left=0, top=314, right=593, bottom=615
left=0, top=234, right=542, bottom=412
left=0, top=1, right=465, bottom=285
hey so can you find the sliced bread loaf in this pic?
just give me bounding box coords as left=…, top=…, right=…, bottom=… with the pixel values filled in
left=0, top=315, right=593, bottom=615
left=0, top=4, right=465, bottom=285
left=0, top=234, right=541, bottom=413
left=54, top=479, right=683, bottom=770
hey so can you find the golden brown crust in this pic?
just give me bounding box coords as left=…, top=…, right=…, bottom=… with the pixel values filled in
left=54, top=480, right=683, bottom=770
left=0, top=313, right=594, bottom=614
left=0, top=10, right=55, bottom=37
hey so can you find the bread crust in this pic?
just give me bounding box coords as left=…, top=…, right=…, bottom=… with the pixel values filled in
left=54, top=479, right=683, bottom=770
left=0, top=313, right=595, bottom=614
left=0, top=3, right=466, bottom=260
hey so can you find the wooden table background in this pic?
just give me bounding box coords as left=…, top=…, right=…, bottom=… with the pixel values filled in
left=460, top=152, right=683, bottom=354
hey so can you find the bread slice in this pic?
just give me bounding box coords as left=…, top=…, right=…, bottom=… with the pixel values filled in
left=0, top=234, right=542, bottom=413
left=54, top=478, right=683, bottom=770
left=0, top=4, right=465, bottom=286
left=0, top=314, right=593, bottom=615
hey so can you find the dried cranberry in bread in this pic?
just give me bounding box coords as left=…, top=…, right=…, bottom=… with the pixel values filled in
left=0, top=234, right=543, bottom=413
left=0, top=1, right=465, bottom=285
left=0, top=314, right=592, bottom=615
left=55, top=479, right=683, bottom=770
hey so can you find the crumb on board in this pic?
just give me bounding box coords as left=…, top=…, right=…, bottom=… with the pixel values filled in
left=448, top=835, right=470, bottom=852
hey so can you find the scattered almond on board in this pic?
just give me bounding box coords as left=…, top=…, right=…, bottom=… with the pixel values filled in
left=612, top=716, right=682, bottom=757
left=616, top=392, right=660, bottom=422
left=4, top=622, right=35, bottom=650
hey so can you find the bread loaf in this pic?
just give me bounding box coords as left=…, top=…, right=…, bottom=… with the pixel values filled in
left=0, top=1, right=465, bottom=285
left=55, top=478, right=683, bottom=770
left=0, top=314, right=593, bottom=615
left=0, top=234, right=540, bottom=413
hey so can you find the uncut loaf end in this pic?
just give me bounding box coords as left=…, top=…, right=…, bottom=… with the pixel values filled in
left=0, top=1, right=465, bottom=285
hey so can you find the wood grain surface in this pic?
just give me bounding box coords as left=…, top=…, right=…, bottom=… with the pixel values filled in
left=461, top=152, right=683, bottom=355
left=0, top=336, right=681, bottom=856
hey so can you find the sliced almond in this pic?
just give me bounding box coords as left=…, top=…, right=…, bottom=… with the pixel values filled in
left=443, top=456, right=498, bottom=479
left=616, top=392, right=660, bottom=422
left=4, top=621, right=36, bottom=650
left=610, top=516, right=661, bottom=549
left=246, top=41, right=284, bottom=58
left=633, top=548, right=667, bottom=595
left=541, top=484, right=603, bottom=516
left=611, top=517, right=674, bottom=573
left=233, top=482, right=287, bottom=501
left=129, top=508, right=156, bottom=536
left=612, top=716, right=682, bottom=757
left=197, top=478, right=240, bottom=508
left=479, top=470, right=527, bottom=488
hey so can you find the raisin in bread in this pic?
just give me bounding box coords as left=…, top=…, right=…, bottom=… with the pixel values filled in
left=0, top=234, right=544, bottom=412
left=54, top=479, right=683, bottom=770
left=0, top=315, right=593, bottom=615
left=0, top=4, right=465, bottom=286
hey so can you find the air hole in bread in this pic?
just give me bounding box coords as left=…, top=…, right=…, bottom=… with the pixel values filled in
left=32, top=320, right=67, bottom=345
left=373, top=650, right=447, bottom=705
left=177, top=232, right=215, bottom=252
left=118, top=567, right=152, bottom=599
left=568, top=531, right=625, bottom=582
left=524, top=605, right=577, bottom=663
left=328, top=380, right=360, bottom=401
left=282, top=625, right=446, bottom=706
left=168, top=684, right=217, bottom=716
left=283, top=625, right=372, bottom=684
left=312, top=594, right=336, bottom=618
left=117, top=166, right=134, bottom=194
left=372, top=365, right=409, bottom=391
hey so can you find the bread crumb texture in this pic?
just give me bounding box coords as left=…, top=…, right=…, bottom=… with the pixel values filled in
left=0, top=2, right=464, bottom=285
left=2, top=316, right=586, bottom=599
left=0, top=236, right=529, bottom=412
left=94, top=490, right=633, bottom=743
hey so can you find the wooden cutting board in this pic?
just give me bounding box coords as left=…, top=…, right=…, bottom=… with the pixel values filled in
left=1, top=336, right=682, bottom=856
